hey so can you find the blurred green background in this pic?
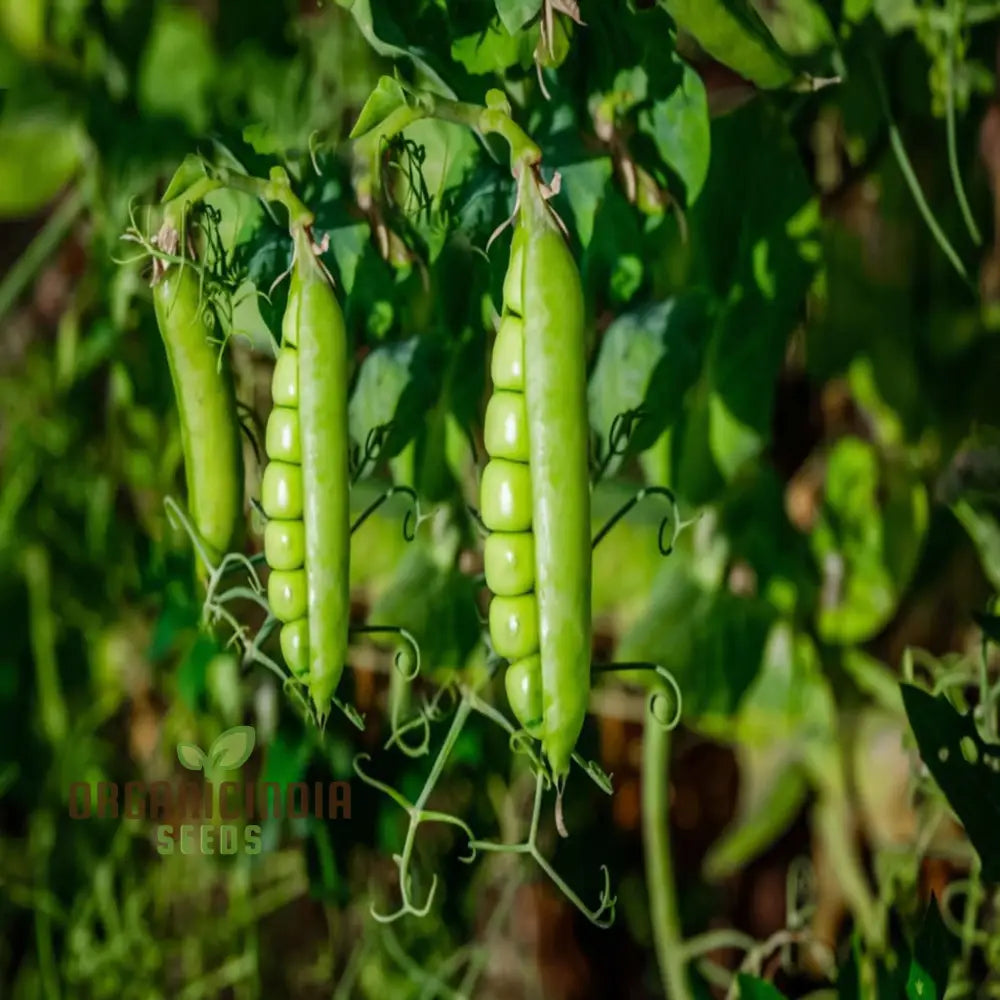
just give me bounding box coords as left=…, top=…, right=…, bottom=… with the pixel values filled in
left=4, top=1, right=1000, bottom=997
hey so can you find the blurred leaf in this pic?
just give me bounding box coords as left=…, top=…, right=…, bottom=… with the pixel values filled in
left=588, top=293, right=711, bottom=474
left=174, top=631, right=218, bottom=710
left=756, top=0, right=836, bottom=56
left=901, top=683, right=1000, bottom=881
left=941, top=429, right=1000, bottom=588
left=720, top=467, right=817, bottom=614
left=0, top=0, right=46, bottom=60
left=811, top=438, right=927, bottom=644
left=951, top=501, right=1000, bottom=592
left=637, top=53, right=710, bottom=205
left=619, top=557, right=774, bottom=721
left=906, top=963, right=936, bottom=1000
left=692, top=101, right=820, bottom=479
left=736, top=974, right=788, bottom=999
left=338, top=0, right=456, bottom=97
left=241, top=123, right=284, bottom=156
left=557, top=156, right=612, bottom=249
left=704, top=742, right=808, bottom=879
left=349, top=337, right=443, bottom=459
left=0, top=115, right=84, bottom=218
left=262, top=729, right=310, bottom=786
left=724, top=622, right=836, bottom=747
left=494, top=0, right=541, bottom=34
left=369, top=541, right=480, bottom=674
left=350, top=74, right=411, bottom=139
left=909, top=897, right=958, bottom=999
left=451, top=17, right=536, bottom=74
left=661, top=0, right=795, bottom=89
left=138, top=4, right=217, bottom=133
left=161, top=154, right=208, bottom=204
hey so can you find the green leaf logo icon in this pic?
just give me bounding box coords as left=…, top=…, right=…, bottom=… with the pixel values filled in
left=177, top=743, right=208, bottom=771
left=207, top=726, right=255, bottom=772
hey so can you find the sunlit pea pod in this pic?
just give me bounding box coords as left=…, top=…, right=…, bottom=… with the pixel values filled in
left=259, top=226, right=351, bottom=718
left=479, top=173, right=591, bottom=783
left=152, top=218, right=243, bottom=573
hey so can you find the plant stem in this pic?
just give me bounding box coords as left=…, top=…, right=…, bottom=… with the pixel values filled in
left=813, top=791, right=882, bottom=950
left=23, top=546, right=67, bottom=746
left=945, top=13, right=982, bottom=246
left=162, top=169, right=314, bottom=232
left=0, top=185, right=86, bottom=323
left=869, top=53, right=974, bottom=290
left=360, top=85, right=542, bottom=175
left=642, top=718, right=692, bottom=1000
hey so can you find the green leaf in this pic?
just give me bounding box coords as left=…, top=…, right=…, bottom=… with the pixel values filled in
left=704, top=744, right=808, bottom=879
left=494, top=0, right=542, bottom=34
left=208, top=725, right=256, bottom=771
left=338, top=0, right=456, bottom=98
left=177, top=743, right=207, bottom=771
left=941, top=429, right=1000, bottom=588
left=588, top=294, right=711, bottom=475
left=369, top=542, right=481, bottom=675
left=556, top=156, right=613, bottom=248
left=973, top=611, right=1000, bottom=644
left=350, top=75, right=410, bottom=139
left=161, top=154, right=209, bottom=204
left=637, top=54, right=710, bottom=204
left=138, top=4, right=217, bottom=133
left=724, top=622, right=835, bottom=747
left=951, top=501, right=1000, bottom=592
left=261, top=731, right=308, bottom=788
left=239, top=217, right=293, bottom=337
left=542, top=129, right=613, bottom=248
left=176, top=631, right=219, bottom=710
left=906, top=963, right=936, bottom=1000
left=619, top=546, right=775, bottom=723
left=735, top=974, right=788, bottom=999
left=661, top=0, right=795, bottom=89
left=910, top=897, right=958, bottom=999
left=0, top=115, right=84, bottom=218
left=900, top=683, right=1000, bottom=881
left=242, top=122, right=284, bottom=156
left=811, top=438, right=928, bottom=644
left=0, top=0, right=47, bottom=60
left=691, top=102, right=820, bottom=479
left=719, top=467, right=817, bottom=613
left=349, top=338, right=442, bottom=460
left=452, top=17, right=537, bottom=74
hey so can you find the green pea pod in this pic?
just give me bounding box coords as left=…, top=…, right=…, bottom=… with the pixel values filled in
left=152, top=224, right=243, bottom=569
left=518, top=174, right=591, bottom=780
left=661, top=0, right=794, bottom=90
left=481, top=172, right=591, bottom=782
left=262, top=226, right=350, bottom=717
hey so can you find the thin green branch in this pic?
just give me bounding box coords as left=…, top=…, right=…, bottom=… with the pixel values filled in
left=356, top=81, right=542, bottom=175
left=869, top=53, right=974, bottom=290
left=945, top=15, right=982, bottom=246
left=0, top=186, right=87, bottom=323
left=642, top=717, right=692, bottom=1000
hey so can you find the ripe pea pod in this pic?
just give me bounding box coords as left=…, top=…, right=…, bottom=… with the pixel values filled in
left=261, top=224, right=351, bottom=718
left=661, top=0, right=794, bottom=90
left=152, top=212, right=243, bottom=570
left=482, top=169, right=591, bottom=782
